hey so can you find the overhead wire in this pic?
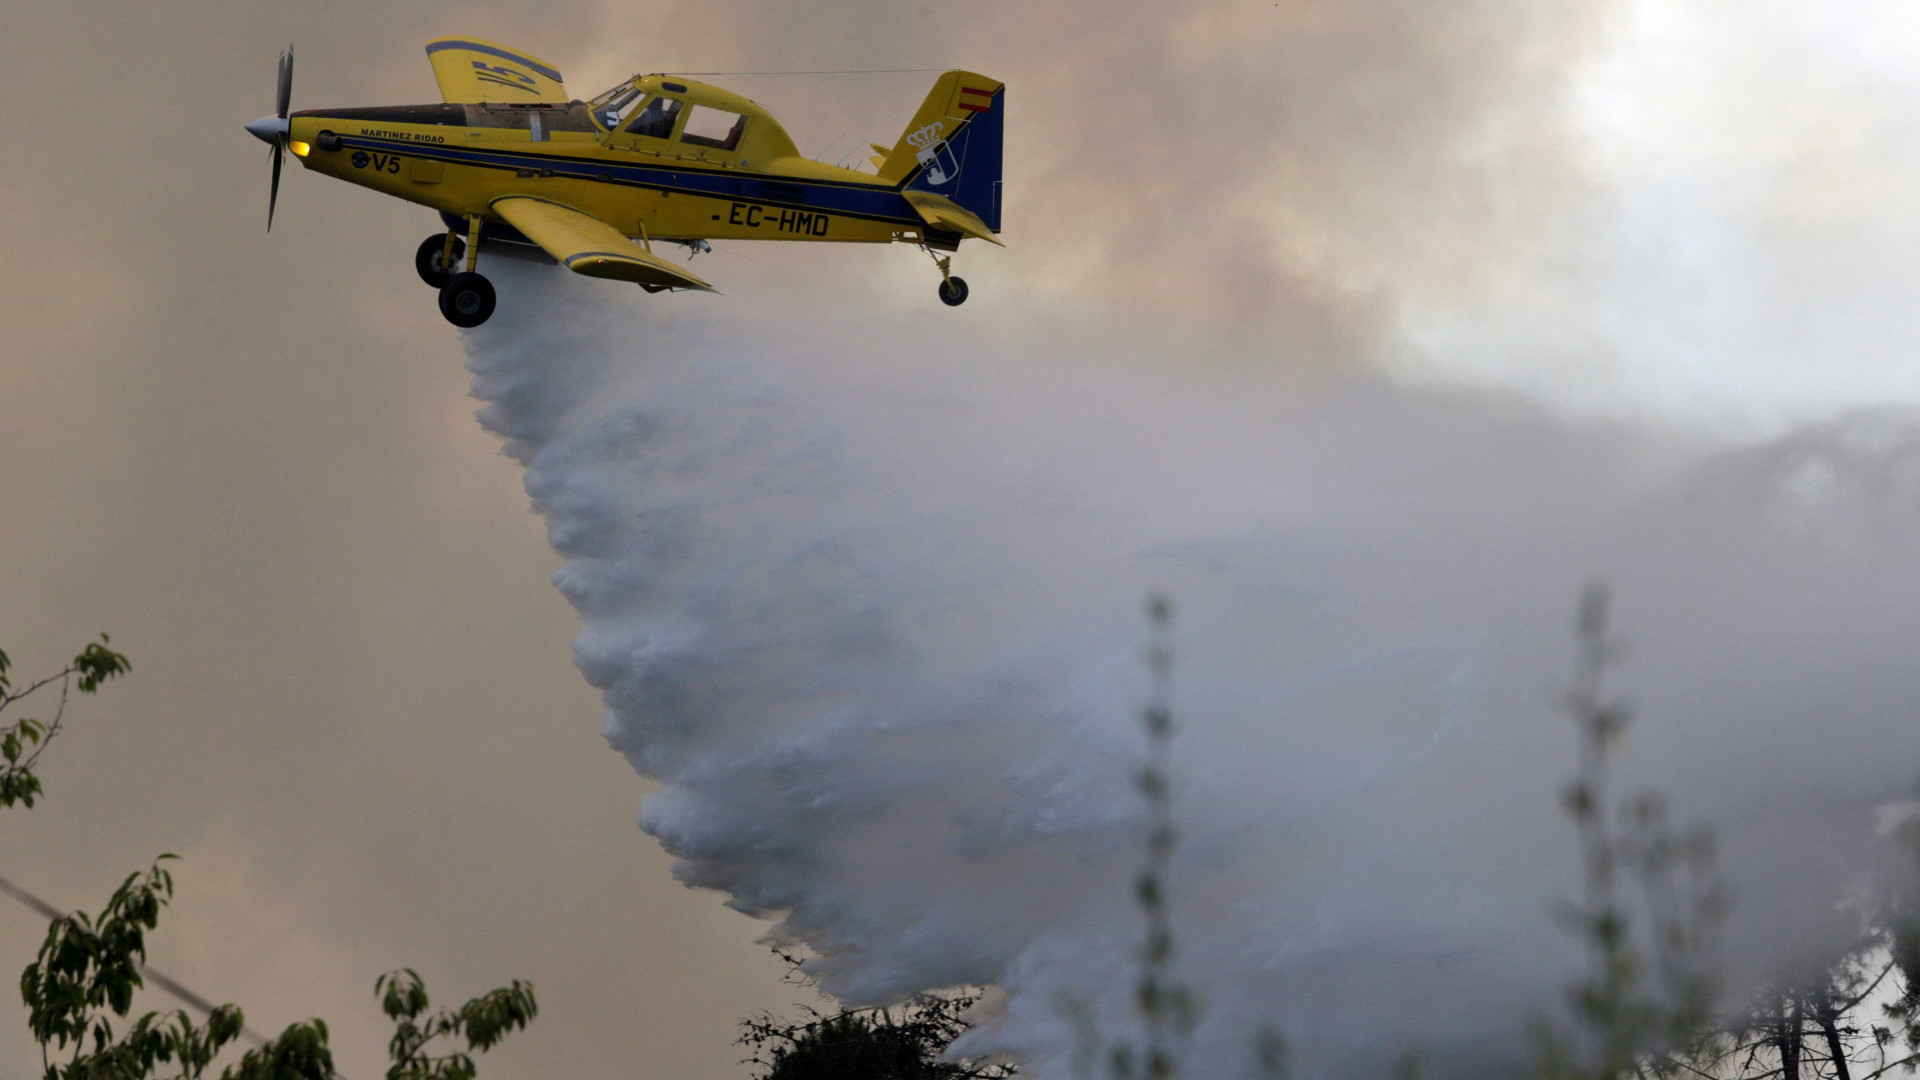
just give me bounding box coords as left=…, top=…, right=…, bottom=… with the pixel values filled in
left=811, top=133, right=850, bottom=163
left=660, top=68, right=952, bottom=76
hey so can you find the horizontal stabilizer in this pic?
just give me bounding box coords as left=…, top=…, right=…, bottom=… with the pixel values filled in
left=902, top=190, right=1004, bottom=246
left=490, top=196, right=714, bottom=291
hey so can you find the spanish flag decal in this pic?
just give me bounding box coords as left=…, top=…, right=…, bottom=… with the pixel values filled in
left=957, top=86, right=994, bottom=112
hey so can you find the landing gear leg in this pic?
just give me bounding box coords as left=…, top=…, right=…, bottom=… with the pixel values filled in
left=464, top=214, right=483, bottom=273
left=923, top=246, right=969, bottom=307
left=438, top=214, right=496, bottom=328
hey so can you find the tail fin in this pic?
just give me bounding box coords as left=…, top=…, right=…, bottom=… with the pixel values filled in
left=876, top=70, right=1004, bottom=234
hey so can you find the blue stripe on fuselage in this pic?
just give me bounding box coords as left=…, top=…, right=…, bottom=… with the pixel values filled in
left=332, top=134, right=924, bottom=227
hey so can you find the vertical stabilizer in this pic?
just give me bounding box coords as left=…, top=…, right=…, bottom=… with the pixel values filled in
left=878, top=71, right=1004, bottom=234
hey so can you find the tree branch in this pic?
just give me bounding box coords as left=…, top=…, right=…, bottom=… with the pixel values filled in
left=1843, top=962, right=1900, bottom=1015
left=1857, top=1053, right=1920, bottom=1080
left=0, top=665, right=79, bottom=713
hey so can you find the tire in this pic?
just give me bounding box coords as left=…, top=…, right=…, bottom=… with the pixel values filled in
left=438, top=272, right=496, bottom=328
left=416, top=235, right=466, bottom=288
left=938, top=276, right=969, bottom=307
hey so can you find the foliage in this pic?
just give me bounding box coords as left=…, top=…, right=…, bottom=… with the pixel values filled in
left=739, top=989, right=1011, bottom=1080
left=1054, top=596, right=1209, bottom=1080
left=1531, top=585, right=1726, bottom=1080
left=3, top=633, right=534, bottom=1080
left=0, top=634, right=130, bottom=809
left=15, top=872, right=534, bottom=1080
left=225, top=1021, right=336, bottom=1080
left=1114, top=595, right=1196, bottom=1080
left=21, top=860, right=177, bottom=1058
left=15, top=857, right=330, bottom=1080
left=1878, top=798, right=1920, bottom=1079
left=377, top=969, right=537, bottom=1080
left=1672, top=796, right=1920, bottom=1080
left=1677, top=962, right=1912, bottom=1080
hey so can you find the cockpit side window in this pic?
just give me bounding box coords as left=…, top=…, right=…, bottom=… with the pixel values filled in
left=679, top=105, right=746, bottom=151
left=625, top=96, right=683, bottom=139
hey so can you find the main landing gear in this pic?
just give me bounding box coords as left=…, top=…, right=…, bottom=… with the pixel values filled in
left=439, top=273, right=496, bottom=328
left=420, top=221, right=496, bottom=328
left=415, top=234, right=464, bottom=287
left=925, top=247, right=969, bottom=307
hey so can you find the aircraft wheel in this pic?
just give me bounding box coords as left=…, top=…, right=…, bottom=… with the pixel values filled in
left=938, top=276, right=969, bottom=307
left=438, top=272, right=496, bottom=328
left=416, top=235, right=466, bottom=287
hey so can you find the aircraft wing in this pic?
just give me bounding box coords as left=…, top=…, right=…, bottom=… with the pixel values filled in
left=902, top=190, right=1005, bottom=246
left=426, top=37, right=569, bottom=104
left=490, top=197, right=715, bottom=292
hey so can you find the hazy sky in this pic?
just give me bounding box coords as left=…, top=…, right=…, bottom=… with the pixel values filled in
left=7, top=2, right=1920, bottom=1078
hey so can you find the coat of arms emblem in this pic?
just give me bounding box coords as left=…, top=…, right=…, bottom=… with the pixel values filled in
left=905, top=122, right=959, bottom=186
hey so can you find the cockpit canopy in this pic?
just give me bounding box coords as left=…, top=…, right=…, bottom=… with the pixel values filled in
left=587, top=75, right=798, bottom=162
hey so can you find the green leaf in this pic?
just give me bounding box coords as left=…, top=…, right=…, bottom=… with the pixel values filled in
left=72, top=636, right=131, bottom=694
left=222, top=1019, right=334, bottom=1080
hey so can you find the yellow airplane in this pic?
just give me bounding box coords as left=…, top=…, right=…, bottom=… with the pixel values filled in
left=246, top=40, right=1004, bottom=326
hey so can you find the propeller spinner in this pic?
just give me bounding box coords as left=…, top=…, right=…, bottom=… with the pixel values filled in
left=243, top=45, right=295, bottom=231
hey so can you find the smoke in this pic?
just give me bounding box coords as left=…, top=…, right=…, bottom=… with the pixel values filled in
left=457, top=261, right=1920, bottom=1078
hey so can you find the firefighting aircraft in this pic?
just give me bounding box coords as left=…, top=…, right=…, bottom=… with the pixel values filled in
left=245, top=40, right=1004, bottom=327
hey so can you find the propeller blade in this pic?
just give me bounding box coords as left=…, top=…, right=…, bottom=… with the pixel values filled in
left=268, top=143, right=283, bottom=232
left=267, top=43, right=292, bottom=232
left=275, top=44, right=294, bottom=119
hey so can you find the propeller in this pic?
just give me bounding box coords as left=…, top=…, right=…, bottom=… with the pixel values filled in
left=243, top=45, right=295, bottom=231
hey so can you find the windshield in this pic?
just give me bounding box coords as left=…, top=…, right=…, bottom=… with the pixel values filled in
left=589, top=80, right=644, bottom=129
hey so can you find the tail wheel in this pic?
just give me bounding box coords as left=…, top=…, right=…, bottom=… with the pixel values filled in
left=938, top=276, right=969, bottom=307
left=416, top=235, right=466, bottom=288
left=438, top=272, right=496, bottom=328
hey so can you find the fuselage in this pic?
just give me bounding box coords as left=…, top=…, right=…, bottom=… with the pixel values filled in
left=287, top=74, right=930, bottom=247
